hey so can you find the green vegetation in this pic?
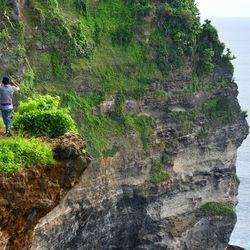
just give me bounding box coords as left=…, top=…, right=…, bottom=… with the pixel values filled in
left=1, top=0, right=235, bottom=159
left=13, top=95, right=77, bottom=138
left=51, top=51, right=65, bottom=76
left=0, top=27, right=9, bottom=41
left=0, top=0, right=6, bottom=15
left=155, top=0, right=200, bottom=72
left=0, top=117, right=4, bottom=128
left=195, top=20, right=227, bottom=77
left=0, top=137, right=55, bottom=174
left=241, top=110, right=248, bottom=119
left=150, top=159, right=170, bottom=184
left=64, top=90, right=155, bottom=158
left=202, top=96, right=233, bottom=124
left=179, top=77, right=231, bottom=95
left=19, top=66, right=35, bottom=98
left=202, top=202, right=236, bottom=222
left=64, top=91, right=124, bottom=158
left=154, top=90, right=169, bottom=101
left=171, top=96, right=233, bottom=134
left=127, top=115, right=155, bottom=149
left=235, top=175, right=240, bottom=185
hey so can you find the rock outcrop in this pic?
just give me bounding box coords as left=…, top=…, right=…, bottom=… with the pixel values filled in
left=31, top=79, right=248, bottom=249
left=0, top=133, right=90, bottom=250
left=227, top=245, right=246, bottom=250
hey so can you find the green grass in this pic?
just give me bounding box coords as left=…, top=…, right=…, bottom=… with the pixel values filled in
left=150, top=159, right=170, bottom=184
left=127, top=115, right=155, bottom=150
left=0, top=137, right=55, bottom=174
left=63, top=90, right=155, bottom=158
left=202, top=202, right=236, bottom=222
left=0, top=117, right=4, bottom=128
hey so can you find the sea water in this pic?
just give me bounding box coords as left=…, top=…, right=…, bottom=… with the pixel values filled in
left=207, top=17, right=250, bottom=249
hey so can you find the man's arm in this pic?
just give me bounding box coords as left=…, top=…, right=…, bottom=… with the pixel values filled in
left=10, top=81, right=20, bottom=90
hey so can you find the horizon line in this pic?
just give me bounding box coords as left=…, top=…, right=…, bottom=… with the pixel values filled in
left=200, top=15, right=250, bottom=18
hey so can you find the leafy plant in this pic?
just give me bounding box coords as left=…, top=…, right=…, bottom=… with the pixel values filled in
left=14, top=110, right=77, bottom=138
left=111, top=24, right=134, bottom=47
left=194, top=20, right=227, bottom=77
left=19, top=66, right=35, bottom=98
left=150, top=159, right=170, bottom=184
left=0, top=27, right=9, bottom=40
left=241, top=110, right=248, bottom=119
left=74, top=0, right=87, bottom=15
left=0, top=137, right=55, bottom=174
left=202, top=96, right=232, bottom=124
left=51, top=51, right=65, bottom=76
left=13, top=95, right=77, bottom=137
left=0, top=0, right=6, bottom=15
left=16, top=95, right=60, bottom=115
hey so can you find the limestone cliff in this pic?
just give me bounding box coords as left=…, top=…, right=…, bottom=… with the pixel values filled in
left=31, top=80, right=248, bottom=250
left=0, top=0, right=249, bottom=249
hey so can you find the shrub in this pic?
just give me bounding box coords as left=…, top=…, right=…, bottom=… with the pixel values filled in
left=51, top=51, right=65, bottom=76
left=14, top=110, right=77, bottom=138
left=202, top=202, right=236, bottom=222
left=0, top=137, right=55, bottom=174
left=74, top=0, right=87, bottom=15
left=130, top=115, right=155, bottom=149
left=195, top=20, right=226, bottom=76
left=0, top=27, right=9, bottom=41
left=16, top=95, right=60, bottom=115
left=0, top=0, right=6, bottom=15
left=202, top=96, right=232, bottom=124
left=150, top=159, right=170, bottom=184
left=241, top=110, right=248, bottom=119
left=13, top=95, right=77, bottom=138
left=154, top=90, right=169, bottom=101
left=111, top=24, right=134, bottom=47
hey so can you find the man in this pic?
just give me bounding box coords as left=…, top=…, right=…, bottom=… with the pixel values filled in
left=0, top=76, right=20, bottom=136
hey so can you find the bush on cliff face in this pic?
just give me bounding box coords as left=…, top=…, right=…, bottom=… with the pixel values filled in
left=0, top=137, right=55, bottom=174
left=195, top=20, right=227, bottom=76
left=202, top=202, right=236, bottom=222
left=150, top=159, right=170, bottom=184
left=13, top=95, right=77, bottom=138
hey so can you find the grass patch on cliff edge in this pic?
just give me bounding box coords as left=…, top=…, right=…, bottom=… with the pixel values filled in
left=202, top=202, right=236, bottom=222
left=13, top=95, right=77, bottom=138
left=0, top=137, right=55, bottom=175
left=63, top=90, right=156, bottom=158
left=150, top=159, right=170, bottom=184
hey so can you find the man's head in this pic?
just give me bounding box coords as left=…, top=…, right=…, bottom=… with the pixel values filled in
left=2, top=76, right=10, bottom=85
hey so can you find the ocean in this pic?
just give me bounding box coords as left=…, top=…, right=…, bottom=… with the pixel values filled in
left=206, top=17, right=250, bottom=249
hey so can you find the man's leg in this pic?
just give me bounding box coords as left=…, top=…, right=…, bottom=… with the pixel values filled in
left=2, top=109, right=13, bottom=136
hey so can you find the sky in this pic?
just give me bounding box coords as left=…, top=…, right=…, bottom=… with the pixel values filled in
left=195, top=0, right=250, bottom=17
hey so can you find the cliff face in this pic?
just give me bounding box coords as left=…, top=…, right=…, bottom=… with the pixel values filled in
left=0, top=0, right=249, bottom=249
left=31, top=80, right=248, bottom=250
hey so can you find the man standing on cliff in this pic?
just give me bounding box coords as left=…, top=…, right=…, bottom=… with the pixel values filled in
left=0, top=76, right=20, bottom=136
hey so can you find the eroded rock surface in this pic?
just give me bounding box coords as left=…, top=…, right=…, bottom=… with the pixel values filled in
left=0, top=133, right=90, bottom=250
left=31, top=79, right=248, bottom=250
